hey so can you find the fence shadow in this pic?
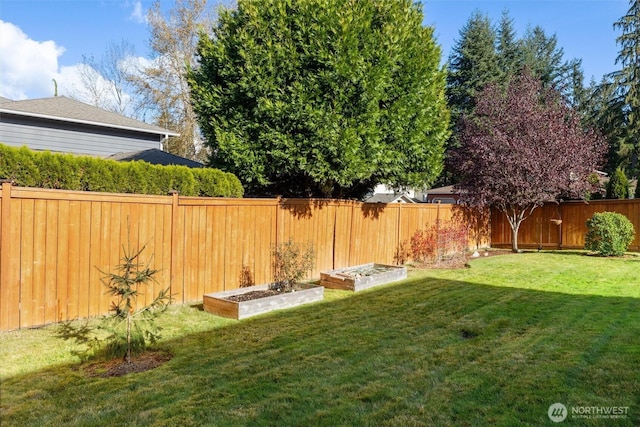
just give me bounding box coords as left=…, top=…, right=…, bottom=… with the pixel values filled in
left=452, top=205, right=490, bottom=250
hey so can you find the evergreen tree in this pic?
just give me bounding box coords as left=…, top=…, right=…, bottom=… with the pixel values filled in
left=447, top=11, right=501, bottom=124
left=583, top=76, right=629, bottom=175
left=519, top=25, right=582, bottom=100
left=188, top=0, right=450, bottom=198
left=608, top=0, right=640, bottom=177
left=606, top=168, right=630, bottom=199
left=443, top=11, right=500, bottom=185
left=496, top=10, right=520, bottom=81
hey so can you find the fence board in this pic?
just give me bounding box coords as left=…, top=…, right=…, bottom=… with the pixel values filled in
left=32, top=200, right=47, bottom=326
left=66, top=201, right=80, bottom=322
left=77, top=201, right=92, bottom=320
left=20, top=199, right=34, bottom=328
left=44, top=200, right=59, bottom=324
left=57, top=200, right=70, bottom=322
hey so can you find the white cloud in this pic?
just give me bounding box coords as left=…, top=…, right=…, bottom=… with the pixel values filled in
left=128, top=1, right=147, bottom=24
left=0, top=20, right=146, bottom=119
left=0, top=20, right=65, bottom=99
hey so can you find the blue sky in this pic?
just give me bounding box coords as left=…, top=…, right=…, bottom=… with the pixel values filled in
left=0, top=0, right=631, bottom=102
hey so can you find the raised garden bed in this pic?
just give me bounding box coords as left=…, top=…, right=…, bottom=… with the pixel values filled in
left=203, top=283, right=324, bottom=320
left=320, top=263, right=407, bottom=291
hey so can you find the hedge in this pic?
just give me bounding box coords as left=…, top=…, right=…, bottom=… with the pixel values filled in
left=0, top=143, right=243, bottom=198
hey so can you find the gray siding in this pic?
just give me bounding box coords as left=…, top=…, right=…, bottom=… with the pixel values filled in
left=0, top=114, right=161, bottom=157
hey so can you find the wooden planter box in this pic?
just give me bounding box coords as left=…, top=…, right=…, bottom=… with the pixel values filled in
left=320, top=263, right=407, bottom=291
left=203, top=283, right=324, bottom=320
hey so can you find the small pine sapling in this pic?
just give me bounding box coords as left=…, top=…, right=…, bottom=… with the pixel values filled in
left=99, top=241, right=172, bottom=363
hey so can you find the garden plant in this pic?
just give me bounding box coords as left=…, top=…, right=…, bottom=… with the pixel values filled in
left=585, top=211, right=635, bottom=256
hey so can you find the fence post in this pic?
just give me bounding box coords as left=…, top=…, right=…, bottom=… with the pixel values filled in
left=169, top=190, right=181, bottom=303
left=1, top=181, right=19, bottom=330
left=396, top=202, right=402, bottom=262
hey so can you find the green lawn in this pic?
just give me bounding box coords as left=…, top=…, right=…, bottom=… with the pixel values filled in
left=1, top=251, right=639, bottom=426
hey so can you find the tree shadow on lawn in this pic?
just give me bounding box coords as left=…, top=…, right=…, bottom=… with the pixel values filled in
left=2, top=276, right=640, bottom=426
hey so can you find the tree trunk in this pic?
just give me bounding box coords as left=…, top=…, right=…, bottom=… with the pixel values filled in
left=126, top=313, right=131, bottom=364
left=511, top=221, right=520, bottom=253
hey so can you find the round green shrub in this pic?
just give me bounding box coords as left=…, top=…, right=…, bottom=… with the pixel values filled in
left=584, top=212, right=635, bottom=256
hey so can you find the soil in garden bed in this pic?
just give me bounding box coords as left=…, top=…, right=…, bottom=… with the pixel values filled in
left=225, top=289, right=282, bottom=302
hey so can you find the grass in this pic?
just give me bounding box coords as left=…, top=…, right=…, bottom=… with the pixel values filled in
left=1, top=251, right=639, bottom=426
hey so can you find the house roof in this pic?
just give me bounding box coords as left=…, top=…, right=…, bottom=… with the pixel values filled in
left=108, top=148, right=205, bottom=168
left=426, top=185, right=458, bottom=195
left=0, top=96, right=178, bottom=137
left=365, top=193, right=416, bottom=204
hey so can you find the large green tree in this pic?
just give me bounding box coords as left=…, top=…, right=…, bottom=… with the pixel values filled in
left=446, top=11, right=501, bottom=126
left=583, top=76, right=628, bottom=175
left=609, top=0, right=640, bottom=177
left=188, top=0, right=449, bottom=198
left=496, top=10, right=520, bottom=81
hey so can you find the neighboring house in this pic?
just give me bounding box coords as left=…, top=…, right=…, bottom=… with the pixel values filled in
left=366, top=183, right=456, bottom=203
left=423, top=185, right=460, bottom=204
left=365, top=193, right=416, bottom=204
left=109, top=149, right=204, bottom=168
left=365, top=184, right=417, bottom=203
left=0, top=96, right=178, bottom=157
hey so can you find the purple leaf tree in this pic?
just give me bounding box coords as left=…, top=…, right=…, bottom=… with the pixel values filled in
left=451, top=70, right=606, bottom=252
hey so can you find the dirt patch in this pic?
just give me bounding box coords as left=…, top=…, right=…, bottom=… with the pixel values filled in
left=225, top=290, right=281, bottom=302
left=470, top=249, right=513, bottom=258
left=83, top=351, right=172, bottom=378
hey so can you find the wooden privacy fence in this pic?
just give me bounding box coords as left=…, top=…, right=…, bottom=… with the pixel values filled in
left=491, top=199, right=640, bottom=251
left=0, top=183, right=485, bottom=331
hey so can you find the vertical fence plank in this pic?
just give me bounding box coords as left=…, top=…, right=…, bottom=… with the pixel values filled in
left=66, top=200, right=81, bottom=322
left=56, top=200, right=70, bottom=322
left=19, top=199, right=34, bottom=328
left=77, top=201, right=92, bottom=319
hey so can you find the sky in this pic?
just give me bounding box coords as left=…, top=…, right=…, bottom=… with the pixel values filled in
left=0, top=0, right=632, bottom=105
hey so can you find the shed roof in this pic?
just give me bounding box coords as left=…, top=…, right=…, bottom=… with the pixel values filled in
left=109, top=148, right=204, bottom=168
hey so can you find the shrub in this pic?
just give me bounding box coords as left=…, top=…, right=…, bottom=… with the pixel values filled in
left=585, top=212, right=635, bottom=256
left=409, top=220, right=469, bottom=264
left=271, top=240, right=316, bottom=292
left=77, top=156, right=118, bottom=192
left=192, top=168, right=244, bottom=198
left=636, top=176, right=640, bottom=199
left=410, top=228, right=437, bottom=262
left=0, top=143, right=243, bottom=197
left=0, top=145, right=40, bottom=186
left=606, top=168, right=630, bottom=199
